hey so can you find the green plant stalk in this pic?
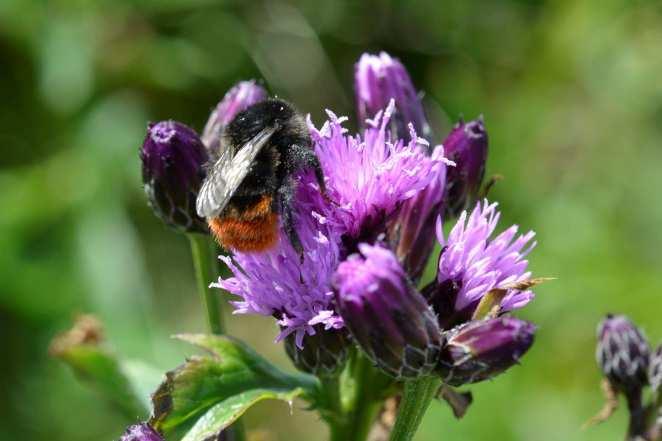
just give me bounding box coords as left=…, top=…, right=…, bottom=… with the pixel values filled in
left=329, top=353, right=383, bottom=441
left=188, top=234, right=224, bottom=335
left=321, top=375, right=343, bottom=424
left=389, top=376, right=442, bottom=441
left=189, top=234, right=247, bottom=441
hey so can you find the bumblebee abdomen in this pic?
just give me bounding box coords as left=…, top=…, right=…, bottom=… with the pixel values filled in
left=208, top=195, right=279, bottom=252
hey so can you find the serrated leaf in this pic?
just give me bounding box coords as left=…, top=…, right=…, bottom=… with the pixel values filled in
left=150, top=334, right=318, bottom=439
left=50, top=315, right=160, bottom=418
left=182, top=388, right=303, bottom=441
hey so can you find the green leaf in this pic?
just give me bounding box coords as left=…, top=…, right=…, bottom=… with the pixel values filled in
left=150, top=334, right=318, bottom=440
left=50, top=315, right=160, bottom=419
left=182, top=388, right=303, bottom=441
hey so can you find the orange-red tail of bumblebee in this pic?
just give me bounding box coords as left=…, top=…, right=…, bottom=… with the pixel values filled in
left=208, top=195, right=279, bottom=252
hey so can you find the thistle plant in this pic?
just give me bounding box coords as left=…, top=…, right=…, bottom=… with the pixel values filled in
left=588, top=314, right=662, bottom=440
left=52, top=51, right=546, bottom=441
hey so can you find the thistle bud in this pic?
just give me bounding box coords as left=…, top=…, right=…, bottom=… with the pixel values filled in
left=284, top=327, right=351, bottom=377
left=120, top=423, right=163, bottom=441
left=437, top=317, right=536, bottom=386
left=650, top=344, right=662, bottom=395
left=354, top=52, right=431, bottom=141
left=141, top=120, right=208, bottom=233
left=596, top=314, right=650, bottom=393
left=333, top=244, right=442, bottom=379
left=389, top=145, right=448, bottom=282
left=202, top=80, right=267, bottom=151
left=443, top=118, right=488, bottom=218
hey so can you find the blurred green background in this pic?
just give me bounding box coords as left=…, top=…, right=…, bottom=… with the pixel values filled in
left=2, top=0, right=662, bottom=440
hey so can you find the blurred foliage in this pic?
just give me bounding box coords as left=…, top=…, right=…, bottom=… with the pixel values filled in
left=1, top=0, right=662, bottom=440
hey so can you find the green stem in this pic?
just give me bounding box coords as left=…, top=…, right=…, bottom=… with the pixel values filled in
left=188, top=234, right=224, bottom=335
left=389, top=377, right=441, bottom=441
left=187, top=234, right=247, bottom=441
left=330, top=353, right=383, bottom=441
left=321, top=375, right=343, bottom=422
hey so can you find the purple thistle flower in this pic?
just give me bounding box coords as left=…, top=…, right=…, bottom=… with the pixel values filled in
left=310, top=101, right=450, bottom=248
left=213, top=170, right=344, bottom=348
left=355, top=52, right=431, bottom=141
left=120, top=423, right=163, bottom=441
left=596, top=314, right=650, bottom=393
left=333, top=244, right=442, bottom=379
left=437, top=317, right=536, bottom=386
left=141, top=120, right=208, bottom=233
left=443, top=118, right=488, bottom=218
left=215, top=103, right=450, bottom=346
left=423, top=200, right=536, bottom=330
left=202, top=80, right=267, bottom=152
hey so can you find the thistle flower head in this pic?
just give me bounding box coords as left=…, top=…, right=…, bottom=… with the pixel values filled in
left=310, top=101, right=450, bottom=249
left=443, top=118, right=489, bottom=217
left=284, top=326, right=350, bottom=377
left=354, top=52, right=430, bottom=141
left=425, top=200, right=536, bottom=329
left=213, top=170, right=343, bottom=347
left=438, top=317, right=536, bottom=386
left=333, top=243, right=441, bottom=379
left=215, top=103, right=450, bottom=347
left=388, top=144, right=449, bottom=281
left=120, top=423, right=162, bottom=441
left=596, top=314, right=650, bottom=393
left=202, top=80, right=267, bottom=151
left=141, top=120, right=208, bottom=233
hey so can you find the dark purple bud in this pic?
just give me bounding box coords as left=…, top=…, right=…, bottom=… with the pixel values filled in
left=284, top=326, right=351, bottom=377
left=650, top=344, right=662, bottom=395
left=355, top=52, right=431, bottom=141
left=141, top=120, right=208, bottom=233
left=596, top=314, right=650, bottom=393
left=333, top=244, right=442, bottom=379
left=202, top=80, right=267, bottom=152
left=388, top=146, right=448, bottom=282
left=120, top=423, right=163, bottom=441
left=437, top=317, right=536, bottom=386
left=443, top=118, right=488, bottom=218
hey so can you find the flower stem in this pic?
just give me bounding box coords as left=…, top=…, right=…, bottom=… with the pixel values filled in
left=330, top=353, right=384, bottom=441
left=625, top=389, right=646, bottom=441
left=188, top=234, right=224, bottom=335
left=389, top=376, right=441, bottom=441
left=188, top=234, right=248, bottom=441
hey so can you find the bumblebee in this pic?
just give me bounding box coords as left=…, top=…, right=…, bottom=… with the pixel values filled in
left=196, top=99, right=325, bottom=252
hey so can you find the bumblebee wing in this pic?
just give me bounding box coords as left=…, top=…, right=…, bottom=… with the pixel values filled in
left=196, top=126, right=276, bottom=218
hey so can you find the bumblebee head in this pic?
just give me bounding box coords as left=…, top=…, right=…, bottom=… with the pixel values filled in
left=226, top=99, right=297, bottom=146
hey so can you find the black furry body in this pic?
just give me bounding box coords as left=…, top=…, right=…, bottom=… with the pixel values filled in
left=212, top=99, right=325, bottom=250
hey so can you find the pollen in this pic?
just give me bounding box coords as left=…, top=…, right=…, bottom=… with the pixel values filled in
left=209, top=195, right=279, bottom=252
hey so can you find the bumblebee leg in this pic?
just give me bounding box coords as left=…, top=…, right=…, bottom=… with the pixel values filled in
left=276, top=174, right=303, bottom=255
left=288, top=144, right=326, bottom=193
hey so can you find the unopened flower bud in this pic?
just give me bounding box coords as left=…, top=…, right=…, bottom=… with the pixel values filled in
left=389, top=145, right=448, bottom=282
left=202, top=80, right=267, bottom=152
left=141, top=120, right=208, bottom=233
left=284, top=327, right=351, bottom=377
left=354, top=52, right=431, bottom=141
left=333, top=244, right=442, bottom=379
left=596, top=314, right=650, bottom=393
left=120, top=423, right=163, bottom=441
left=443, top=118, right=488, bottom=218
left=437, top=317, right=536, bottom=386
left=650, top=344, right=662, bottom=395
